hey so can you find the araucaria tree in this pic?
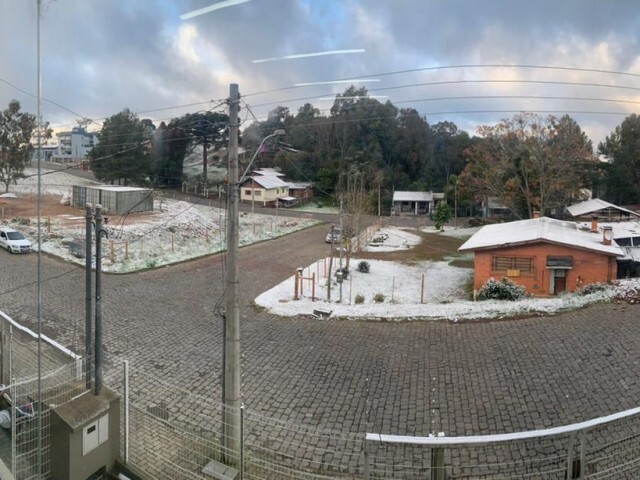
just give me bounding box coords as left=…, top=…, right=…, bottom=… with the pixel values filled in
left=89, top=109, right=153, bottom=185
left=0, top=100, right=39, bottom=193
left=461, top=113, right=596, bottom=218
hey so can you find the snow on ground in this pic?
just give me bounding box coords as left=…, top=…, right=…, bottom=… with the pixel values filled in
left=9, top=169, right=318, bottom=273
left=362, top=227, right=422, bottom=252
left=256, top=261, right=639, bottom=321
left=9, top=169, right=640, bottom=321
left=29, top=200, right=318, bottom=273
left=13, top=167, right=99, bottom=195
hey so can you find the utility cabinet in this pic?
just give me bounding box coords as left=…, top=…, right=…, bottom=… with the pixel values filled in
left=50, top=387, right=120, bottom=480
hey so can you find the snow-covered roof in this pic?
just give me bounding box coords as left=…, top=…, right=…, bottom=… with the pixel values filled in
left=81, top=185, right=150, bottom=192
left=287, top=182, right=312, bottom=189
left=393, top=191, right=434, bottom=202
left=252, top=168, right=285, bottom=177
left=620, top=247, right=640, bottom=262
left=577, top=221, right=640, bottom=240
left=243, top=175, right=289, bottom=189
left=567, top=198, right=640, bottom=218
left=459, top=217, right=624, bottom=257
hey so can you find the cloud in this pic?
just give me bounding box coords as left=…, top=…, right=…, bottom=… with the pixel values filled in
left=1, top=0, right=639, bottom=144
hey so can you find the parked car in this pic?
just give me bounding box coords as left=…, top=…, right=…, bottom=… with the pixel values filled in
left=325, top=228, right=342, bottom=243
left=0, top=227, right=32, bottom=253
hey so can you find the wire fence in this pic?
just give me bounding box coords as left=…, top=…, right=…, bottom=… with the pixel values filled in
left=107, top=360, right=640, bottom=480
left=3, top=305, right=640, bottom=479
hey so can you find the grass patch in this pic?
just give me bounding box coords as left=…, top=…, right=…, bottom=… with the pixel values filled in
left=357, top=230, right=468, bottom=263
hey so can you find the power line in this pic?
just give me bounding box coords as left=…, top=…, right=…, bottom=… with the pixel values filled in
left=241, top=63, right=640, bottom=98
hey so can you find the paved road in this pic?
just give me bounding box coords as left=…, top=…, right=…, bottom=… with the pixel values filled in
left=1, top=226, right=639, bottom=438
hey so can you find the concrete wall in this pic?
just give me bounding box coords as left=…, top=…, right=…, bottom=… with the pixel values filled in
left=473, top=242, right=618, bottom=296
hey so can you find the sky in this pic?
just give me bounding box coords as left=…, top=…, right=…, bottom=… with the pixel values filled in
left=1, top=0, right=640, bottom=146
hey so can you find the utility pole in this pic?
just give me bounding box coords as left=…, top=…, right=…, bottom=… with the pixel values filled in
left=94, top=205, right=105, bottom=396
left=224, top=83, right=241, bottom=457
left=85, top=205, right=93, bottom=390
left=339, top=198, right=344, bottom=303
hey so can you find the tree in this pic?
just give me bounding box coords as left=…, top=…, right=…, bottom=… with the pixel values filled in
left=433, top=200, right=451, bottom=230
left=430, top=121, right=471, bottom=188
left=171, top=111, right=229, bottom=184
left=89, top=109, right=153, bottom=185
left=599, top=114, right=640, bottom=205
left=0, top=100, right=41, bottom=192
left=152, top=122, right=189, bottom=188
left=461, top=113, right=595, bottom=218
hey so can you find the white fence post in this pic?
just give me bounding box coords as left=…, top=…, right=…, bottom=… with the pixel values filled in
left=124, top=360, right=130, bottom=463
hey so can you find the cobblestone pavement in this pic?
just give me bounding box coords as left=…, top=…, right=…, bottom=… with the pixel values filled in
left=1, top=224, right=640, bottom=439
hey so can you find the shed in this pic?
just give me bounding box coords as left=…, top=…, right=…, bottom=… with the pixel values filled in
left=72, top=185, right=153, bottom=214
left=567, top=198, right=640, bottom=221
left=459, top=217, right=624, bottom=296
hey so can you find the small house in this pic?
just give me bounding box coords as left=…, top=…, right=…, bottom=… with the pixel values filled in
left=391, top=191, right=444, bottom=215
left=72, top=185, right=153, bottom=214
left=239, top=175, right=290, bottom=207
left=567, top=198, right=640, bottom=222
left=459, top=217, right=624, bottom=296
left=287, top=182, right=313, bottom=204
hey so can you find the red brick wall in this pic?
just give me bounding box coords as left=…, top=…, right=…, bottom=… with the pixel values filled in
left=472, top=242, right=618, bottom=296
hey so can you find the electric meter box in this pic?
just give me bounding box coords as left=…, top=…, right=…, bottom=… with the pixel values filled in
left=50, top=387, right=120, bottom=480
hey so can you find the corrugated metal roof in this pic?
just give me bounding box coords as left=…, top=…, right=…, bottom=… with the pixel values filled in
left=245, top=175, right=289, bottom=189
left=253, top=168, right=285, bottom=177
left=567, top=198, right=640, bottom=218
left=392, top=191, right=433, bottom=202
left=288, top=182, right=312, bottom=189
left=81, top=185, right=150, bottom=192
left=459, top=217, right=624, bottom=257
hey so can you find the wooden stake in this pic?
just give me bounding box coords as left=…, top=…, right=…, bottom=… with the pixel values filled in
left=421, top=273, right=425, bottom=304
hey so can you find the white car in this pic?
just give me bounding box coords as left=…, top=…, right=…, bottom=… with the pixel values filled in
left=325, top=228, right=342, bottom=243
left=0, top=227, right=32, bottom=254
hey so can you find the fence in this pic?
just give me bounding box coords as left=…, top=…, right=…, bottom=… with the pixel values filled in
left=364, top=407, right=640, bottom=479
left=0, top=310, right=85, bottom=480
left=3, top=305, right=640, bottom=479
left=109, top=360, right=640, bottom=480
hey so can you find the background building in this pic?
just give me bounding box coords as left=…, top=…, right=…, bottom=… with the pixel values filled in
left=52, top=127, right=99, bottom=164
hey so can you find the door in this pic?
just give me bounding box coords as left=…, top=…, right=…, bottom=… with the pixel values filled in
left=553, top=269, right=567, bottom=294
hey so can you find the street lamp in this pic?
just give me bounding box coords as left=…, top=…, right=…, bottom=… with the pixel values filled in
left=224, top=84, right=284, bottom=459
left=241, top=129, right=286, bottom=214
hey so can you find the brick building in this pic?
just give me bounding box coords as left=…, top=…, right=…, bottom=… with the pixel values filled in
left=459, top=217, right=624, bottom=296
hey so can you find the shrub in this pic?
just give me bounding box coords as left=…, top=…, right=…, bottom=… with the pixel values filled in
left=477, top=278, right=527, bottom=301
left=577, top=282, right=609, bottom=296
left=357, top=261, right=370, bottom=273
left=337, top=267, right=349, bottom=280
left=354, top=294, right=365, bottom=304
left=145, top=259, right=157, bottom=269
left=373, top=293, right=385, bottom=303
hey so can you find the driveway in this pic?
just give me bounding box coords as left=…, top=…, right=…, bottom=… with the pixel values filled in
left=0, top=225, right=639, bottom=437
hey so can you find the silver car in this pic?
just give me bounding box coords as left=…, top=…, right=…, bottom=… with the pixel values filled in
left=325, top=228, right=342, bottom=243
left=0, top=227, right=32, bottom=253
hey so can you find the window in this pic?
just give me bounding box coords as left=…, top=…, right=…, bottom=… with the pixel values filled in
left=492, top=256, right=534, bottom=274
left=255, top=190, right=261, bottom=196
left=546, top=256, right=573, bottom=268
left=244, top=189, right=251, bottom=196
